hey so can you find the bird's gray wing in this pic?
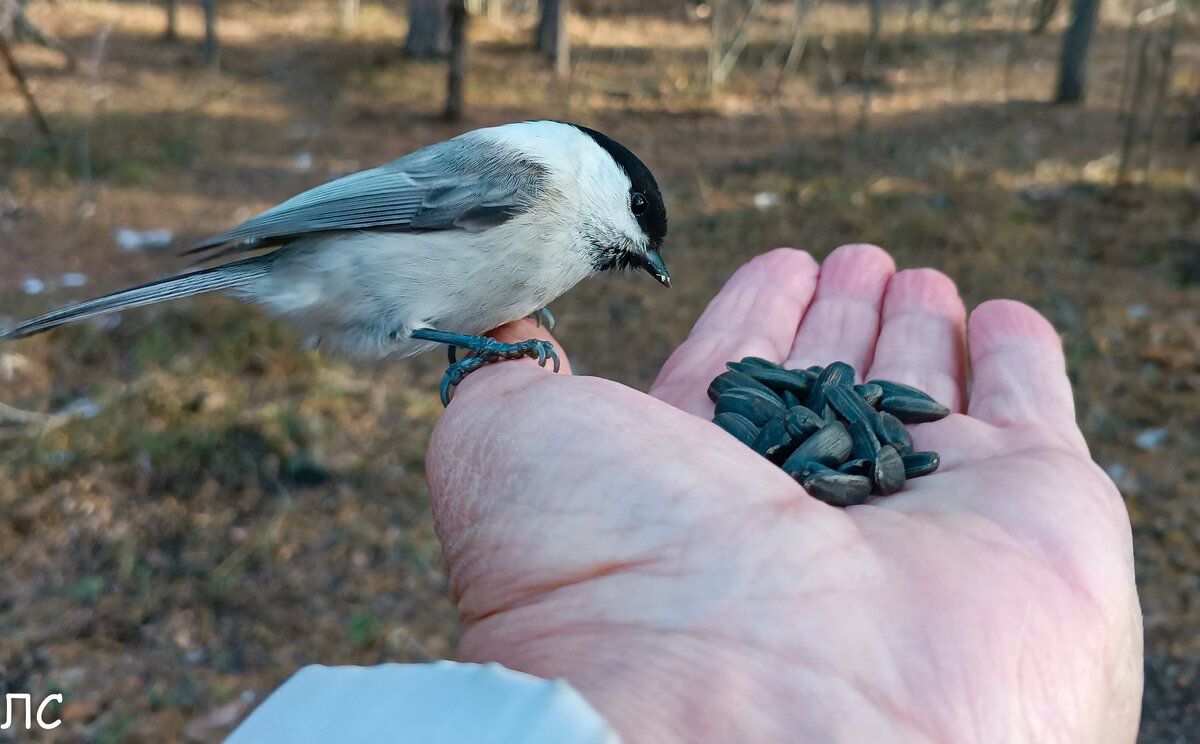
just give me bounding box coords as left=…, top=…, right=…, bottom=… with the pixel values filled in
left=186, top=139, right=546, bottom=257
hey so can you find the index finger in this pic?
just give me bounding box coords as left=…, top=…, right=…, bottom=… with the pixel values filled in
left=649, top=248, right=819, bottom=416
left=966, top=300, right=1088, bottom=454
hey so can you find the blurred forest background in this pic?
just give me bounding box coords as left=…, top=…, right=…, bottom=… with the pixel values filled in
left=0, top=0, right=1197, bottom=740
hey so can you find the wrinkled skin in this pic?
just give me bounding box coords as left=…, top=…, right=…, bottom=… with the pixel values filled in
left=427, top=245, right=1143, bottom=744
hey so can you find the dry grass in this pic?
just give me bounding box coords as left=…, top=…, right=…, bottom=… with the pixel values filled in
left=1, top=0, right=1199, bottom=740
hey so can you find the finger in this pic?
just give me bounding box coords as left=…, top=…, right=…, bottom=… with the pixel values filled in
left=785, top=244, right=895, bottom=378
left=427, top=368, right=807, bottom=618
left=966, top=300, right=1087, bottom=453
left=865, top=268, right=968, bottom=413
left=650, top=248, right=819, bottom=416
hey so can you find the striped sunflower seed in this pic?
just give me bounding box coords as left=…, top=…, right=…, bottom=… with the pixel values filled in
left=708, top=369, right=778, bottom=402
left=806, top=361, right=855, bottom=413
left=782, top=457, right=825, bottom=481
left=872, top=445, right=906, bottom=495
left=732, top=356, right=783, bottom=370
left=738, top=366, right=816, bottom=398
left=783, top=422, right=852, bottom=469
left=869, top=379, right=937, bottom=400
left=879, top=393, right=951, bottom=423
left=715, top=387, right=786, bottom=427
left=838, top=458, right=873, bottom=477
left=873, top=410, right=914, bottom=454
left=870, top=380, right=951, bottom=423
left=784, top=405, right=824, bottom=440
left=713, top=412, right=760, bottom=446
left=901, top=451, right=941, bottom=478
left=828, top=384, right=877, bottom=427
left=752, top=414, right=795, bottom=462
left=797, top=464, right=873, bottom=507
left=853, top=382, right=883, bottom=408
left=847, top=419, right=882, bottom=460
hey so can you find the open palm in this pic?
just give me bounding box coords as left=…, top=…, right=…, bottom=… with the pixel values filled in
left=426, top=244, right=1142, bottom=743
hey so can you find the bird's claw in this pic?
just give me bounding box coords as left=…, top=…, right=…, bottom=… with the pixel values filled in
left=528, top=307, right=556, bottom=332
left=438, top=337, right=561, bottom=406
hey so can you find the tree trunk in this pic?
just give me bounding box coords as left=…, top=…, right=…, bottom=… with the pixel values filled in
left=707, top=0, right=761, bottom=91
left=1141, top=12, right=1178, bottom=171
left=1004, top=0, right=1031, bottom=97
left=1116, top=34, right=1150, bottom=184
left=864, top=0, right=882, bottom=79
left=165, top=0, right=178, bottom=41
left=1030, top=0, right=1058, bottom=34
left=537, top=0, right=569, bottom=77
left=341, top=0, right=360, bottom=30
left=1053, top=0, right=1099, bottom=102
left=406, top=0, right=452, bottom=59
left=202, top=0, right=219, bottom=67
left=0, top=37, right=55, bottom=146
left=444, top=0, right=467, bottom=120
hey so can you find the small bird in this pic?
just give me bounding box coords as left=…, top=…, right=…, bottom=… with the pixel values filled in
left=0, top=121, right=669, bottom=404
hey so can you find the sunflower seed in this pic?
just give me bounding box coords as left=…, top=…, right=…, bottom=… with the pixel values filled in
left=828, top=384, right=877, bottom=427
left=707, top=357, right=947, bottom=507
left=784, top=405, right=824, bottom=440
left=806, top=361, right=855, bottom=412
left=715, top=388, right=786, bottom=427
left=739, top=366, right=816, bottom=398
left=784, top=422, right=852, bottom=469
left=821, top=404, right=838, bottom=426
left=730, top=356, right=783, bottom=371
left=752, top=414, right=795, bottom=462
left=901, top=451, right=941, bottom=478
left=838, top=458, right=873, bottom=477
left=847, top=419, right=882, bottom=460
left=879, top=393, right=951, bottom=424
left=872, top=445, right=906, bottom=495
left=798, top=464, right=873, bottom=507
left=869, top=379, right=937, bottom=400
left=874, top=411, right=914, bottom=454
left=782, top=457, right=825, bottom=481
left=870, top=380, right=951, bottom=422
left=853, top=383, right=883, bottom=408
left=713, top=412, right=760, bottom=446
left=708, top=369, right=778, bottom=402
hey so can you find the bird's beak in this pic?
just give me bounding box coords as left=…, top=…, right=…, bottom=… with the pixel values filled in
left=639, top=250, right=671, bottom=288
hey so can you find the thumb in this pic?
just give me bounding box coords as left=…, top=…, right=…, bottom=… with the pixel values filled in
left=424, top=314, right=572, bottom=518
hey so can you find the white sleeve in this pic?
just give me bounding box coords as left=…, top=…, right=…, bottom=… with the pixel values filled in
left=224, top=661, right=622, bottom=744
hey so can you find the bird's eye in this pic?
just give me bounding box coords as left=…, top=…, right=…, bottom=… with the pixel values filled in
left=630, top=192, right=648, bottom=216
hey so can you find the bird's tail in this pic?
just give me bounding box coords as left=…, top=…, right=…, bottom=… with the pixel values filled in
left=0, top=257, right=271, bottom=340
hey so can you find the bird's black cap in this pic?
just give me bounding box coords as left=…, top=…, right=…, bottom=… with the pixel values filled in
left=569, top=124, right=668, bottom=249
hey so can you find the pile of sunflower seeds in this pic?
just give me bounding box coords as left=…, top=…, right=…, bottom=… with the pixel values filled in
left=709, top=358, right=950, bottom=507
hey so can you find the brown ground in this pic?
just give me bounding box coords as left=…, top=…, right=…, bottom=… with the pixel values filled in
left=0, top=0, right=1197, bottom=741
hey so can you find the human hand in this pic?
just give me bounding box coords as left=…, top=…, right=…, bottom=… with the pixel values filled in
left=425, top=244, right=1143, bottom=744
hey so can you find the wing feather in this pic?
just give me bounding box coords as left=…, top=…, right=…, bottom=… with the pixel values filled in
left=187, top=137, right=546, bottom=257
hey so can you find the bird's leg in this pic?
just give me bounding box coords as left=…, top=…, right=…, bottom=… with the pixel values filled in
left=409, top=328, right=561, bottom=406
left=446, top=309, right=552, bottom=365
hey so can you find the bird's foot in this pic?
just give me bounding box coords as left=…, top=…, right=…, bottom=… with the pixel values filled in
left=410, top=328, right=561, bottom=406
left=444, top=309, right=554, bottom=365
